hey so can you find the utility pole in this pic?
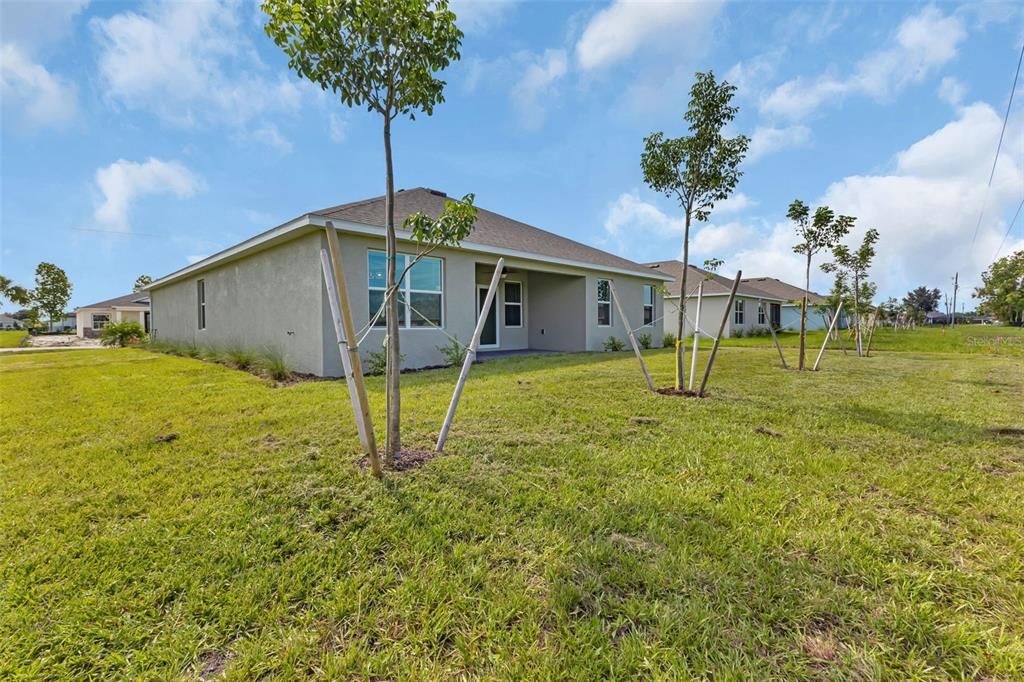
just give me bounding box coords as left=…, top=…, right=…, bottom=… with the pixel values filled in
left=951, top=272, right=959, bottom=328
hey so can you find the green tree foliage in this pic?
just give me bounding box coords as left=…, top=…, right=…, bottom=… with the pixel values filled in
left=788, top=201, right=852, bottom=369
left=641, top=71, right=749, bottom=389
left=33, top=263, right=72, bottom=328
left=134, top=275, right=153, bottom=291
left=823, top=228, right=879, bottom=355
left=903, top=286, right=941, bottom=317
left=263, top=0, right=465, bottom=465
left=974, top=250, right=1024, bottom=325
left=0, top=275, right=32, bottom=310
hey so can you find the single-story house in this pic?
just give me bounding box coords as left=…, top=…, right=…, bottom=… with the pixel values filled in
left=646, top=261, right=790, bottom=338
left=739, top=277, right=842, bottom=331
left=0, top=314, right=22, bottom=330
left=75, top=293, right=151, bottom=338
left=48, top=313, right=77, bottom=333
left=147, top=187, right=672, bottom=376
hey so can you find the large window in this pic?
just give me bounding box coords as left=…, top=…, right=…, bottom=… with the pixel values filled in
left=733, top=299, right=744, bottom=325
left=597, top=279, right=612, bottom=326
left=197, top=279, right=206, bottom=330
left=758, top=303, right=766, bottom=325
left=92, top=314, right=110, bottom=330
left=643, top=285, right=655, bottom=326
left=770, top=302, right=781, bottom=326
left=504, top=281, right=522, bottom=327
left=368, top=250, right=443, bottom=329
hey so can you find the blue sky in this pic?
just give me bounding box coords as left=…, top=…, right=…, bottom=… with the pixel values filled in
left=2, top=0, right=1022, bottom=310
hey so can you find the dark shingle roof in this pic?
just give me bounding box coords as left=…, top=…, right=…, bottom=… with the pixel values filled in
left=317, top=188, right=663, bottom=278
left=740, top=277, right=827, bottom=305
left=644, top=261, right=785, bottom=300
left=77, top=292, right=150, bottom=310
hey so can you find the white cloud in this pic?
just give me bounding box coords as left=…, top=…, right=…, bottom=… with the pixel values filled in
left=761, top=6, right=966, bottom=119
left=0, top=43, right=78, bottom=129
left=604, top=191, right=684, bottom=239
left=938, top=76, right=966, bottom=107
left=186, top=254, right=210, bottom=265
left=329, top=111, right=347, bottom=143
left=747, top=125, right=812, bottom=162
left=511, top=48, right=568, bottom=129
left=575, top=0, right=723, bottom=71
left=94, top=158, right=202, bottom=232
left=713, top=193, right=756, bottom=215
left=450, top=0, right=516, bottom=34
left=724, top=51, right=783, bottom=98
left=691, top=221, right=755, bottom=256
left=247, top=124, right=293, bottom=154
left=92, top=0, right=303, bottom=128
left=0, top=0, right=89, bottom=51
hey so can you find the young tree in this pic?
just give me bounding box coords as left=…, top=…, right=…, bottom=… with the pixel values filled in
left=788, top=201, right=851, bottom=370
left=641, top=71, right=749, bottom=390
left=134, top=275, right=153, bottom=291
left=1, top=275, right=31, bottom=310
left=263, top=0, right=465, bottom=464
left=823, top=227, right=879, bottom=356
left=975, top=250, right=1024, bottom=326
left=33, top=263, right=72, bottom=329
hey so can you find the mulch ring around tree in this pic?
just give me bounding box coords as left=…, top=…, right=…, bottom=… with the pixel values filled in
left=655, top=387, right=704, bottom=398
left=358, top=448, right=440, bottom=473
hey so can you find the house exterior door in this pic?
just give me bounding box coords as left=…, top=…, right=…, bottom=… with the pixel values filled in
left=478, top=286, right=498, bottom=348
left=770, top=303, right=781, bottom=327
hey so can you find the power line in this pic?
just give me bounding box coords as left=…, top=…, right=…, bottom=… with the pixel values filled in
left=994, top=196, right=1024, bottom=260
left=971, top=41, right=1024, bottom=245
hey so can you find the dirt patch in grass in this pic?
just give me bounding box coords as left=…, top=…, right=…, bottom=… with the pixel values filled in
left=153, top=433, right=179, bottom=444
left=196, top=650, right=234, bottom=679
left=655, top=387, right=703, bottom=398
left=988, top=427, right=1024, bottom=437
left=359, top=448, right=440, bottom=473
left=754, top=425, right=784, bottom=438
left=629, top=416, right=659, bottom=425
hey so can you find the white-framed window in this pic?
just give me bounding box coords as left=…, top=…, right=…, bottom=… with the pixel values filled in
left=597, top=279, right=612, bottom=326
left=503, top=281, right=522, bottom=327
left=92, top=313, right=110, bottom=330
left=758, top=304, right=766, bottom=325
left=197, top=279, right=206, bottom=330
left=733, top=299, right=745, bottom=325
left=368, top=250, right=443, bottom=329
left=642, top=285, right=655, bottom=326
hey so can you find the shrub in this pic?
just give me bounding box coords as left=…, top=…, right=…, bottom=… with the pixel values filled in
left=734, top=328, right=745, bottom=338
left=223, top=346, right=258, bottom=370
left=603, top=336, right=626, bottom=352
left=663, top=333, right=677, bottom=347
left=259, top=348, right=291, bottom=381
left=437, top=338, right=467, bottom=366
left=637, top=332, right=652, bottom=350
left=100, top=320, right=147, bottom=347
left=365, top=349, right=405, bottom=375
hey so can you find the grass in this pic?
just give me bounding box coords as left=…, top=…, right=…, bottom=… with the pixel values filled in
left=1, top=337, right=1023, bottom=679
left=723, top=324, right=1024, bottom=357
left=0, top=330, right=28, bottom=348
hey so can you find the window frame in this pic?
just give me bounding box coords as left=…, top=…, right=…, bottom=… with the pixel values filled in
left=367, top=250, right=444, bottom=330
left=733, top=299, right=745, bottom=325
left=197, top=279, right=206, bottom=330
left=642, top=284, right=655, bottom=327
left=503, top=280, right=523, bottom=328
left=758, top=303, right=766, bottom=325
left=596, top=278, right=612, bottom=327
left=92, top=313, right=110, bottom=330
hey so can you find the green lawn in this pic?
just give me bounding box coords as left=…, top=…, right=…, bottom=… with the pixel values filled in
left=1, top=340, right=1023, bottom=679
left=722, top=324, right=1024, bottom=357
left=0, top=330, right=28, bottom=348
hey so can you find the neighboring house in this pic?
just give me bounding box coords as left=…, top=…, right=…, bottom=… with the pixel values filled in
left=925, top=311, right=947, bottom=325
left=739, top=277, right=842, bottom=331
left=0, top=314, right=22, bottom=330
left=147, top=187, right=671, bottom=376
left=75, top=293, right=151, bottom=338
left=645, top=261, right=789, bottom=338
left=48, top=313, right=76, bottom=333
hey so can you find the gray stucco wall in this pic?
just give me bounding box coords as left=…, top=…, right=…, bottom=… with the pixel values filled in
left=664, top=294, right=782, bottom=339
left=527, top=272, right=586, bottom=351
left=150, top=232, right=326, bottom=375
left=584, top=274, right=664, bottom=351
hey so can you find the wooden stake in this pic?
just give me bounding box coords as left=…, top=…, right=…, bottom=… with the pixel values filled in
left=688, top=281, right=703, bottom=391
left=320, top=249, right=370, bottom=452
left=864, top=309, right=880, bottom=357
left=812, top=300, right=843, bottom=372
left=698, top=270, right=742, bottom=397
left=609, top=280, right=655, bottom=393
left=324, top=225, right=380, bottom=477
left=436, top=258, right=505, bottom=452
left=761, top=299, right=787, bottom=369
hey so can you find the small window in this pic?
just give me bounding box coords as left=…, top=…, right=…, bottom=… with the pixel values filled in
left=733, top=299, right=744, bottom=325
left=197, top=279, right=206, bottom=330
left=597, top=279, right=612, bottom=327
left=92, top=314, right=110, bottom=330
left=504, top=281, right=522, bottom=327
left=642, top=285, right=655, bottom=326
left=758, top=304, right=766, bottom=325
left=367, top=250, right=443, bottom=329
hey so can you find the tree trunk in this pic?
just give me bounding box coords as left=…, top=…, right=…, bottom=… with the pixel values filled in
left=799, top=254, right=810, bottom=370
left=383, top=116, right=401, bottom=465
left=675, top=210, right=691, bottom=389
left=853, top=273, right=862, bottom=357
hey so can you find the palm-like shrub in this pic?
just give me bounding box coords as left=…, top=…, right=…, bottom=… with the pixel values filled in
left=100, top=321, right=147, bottom=347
